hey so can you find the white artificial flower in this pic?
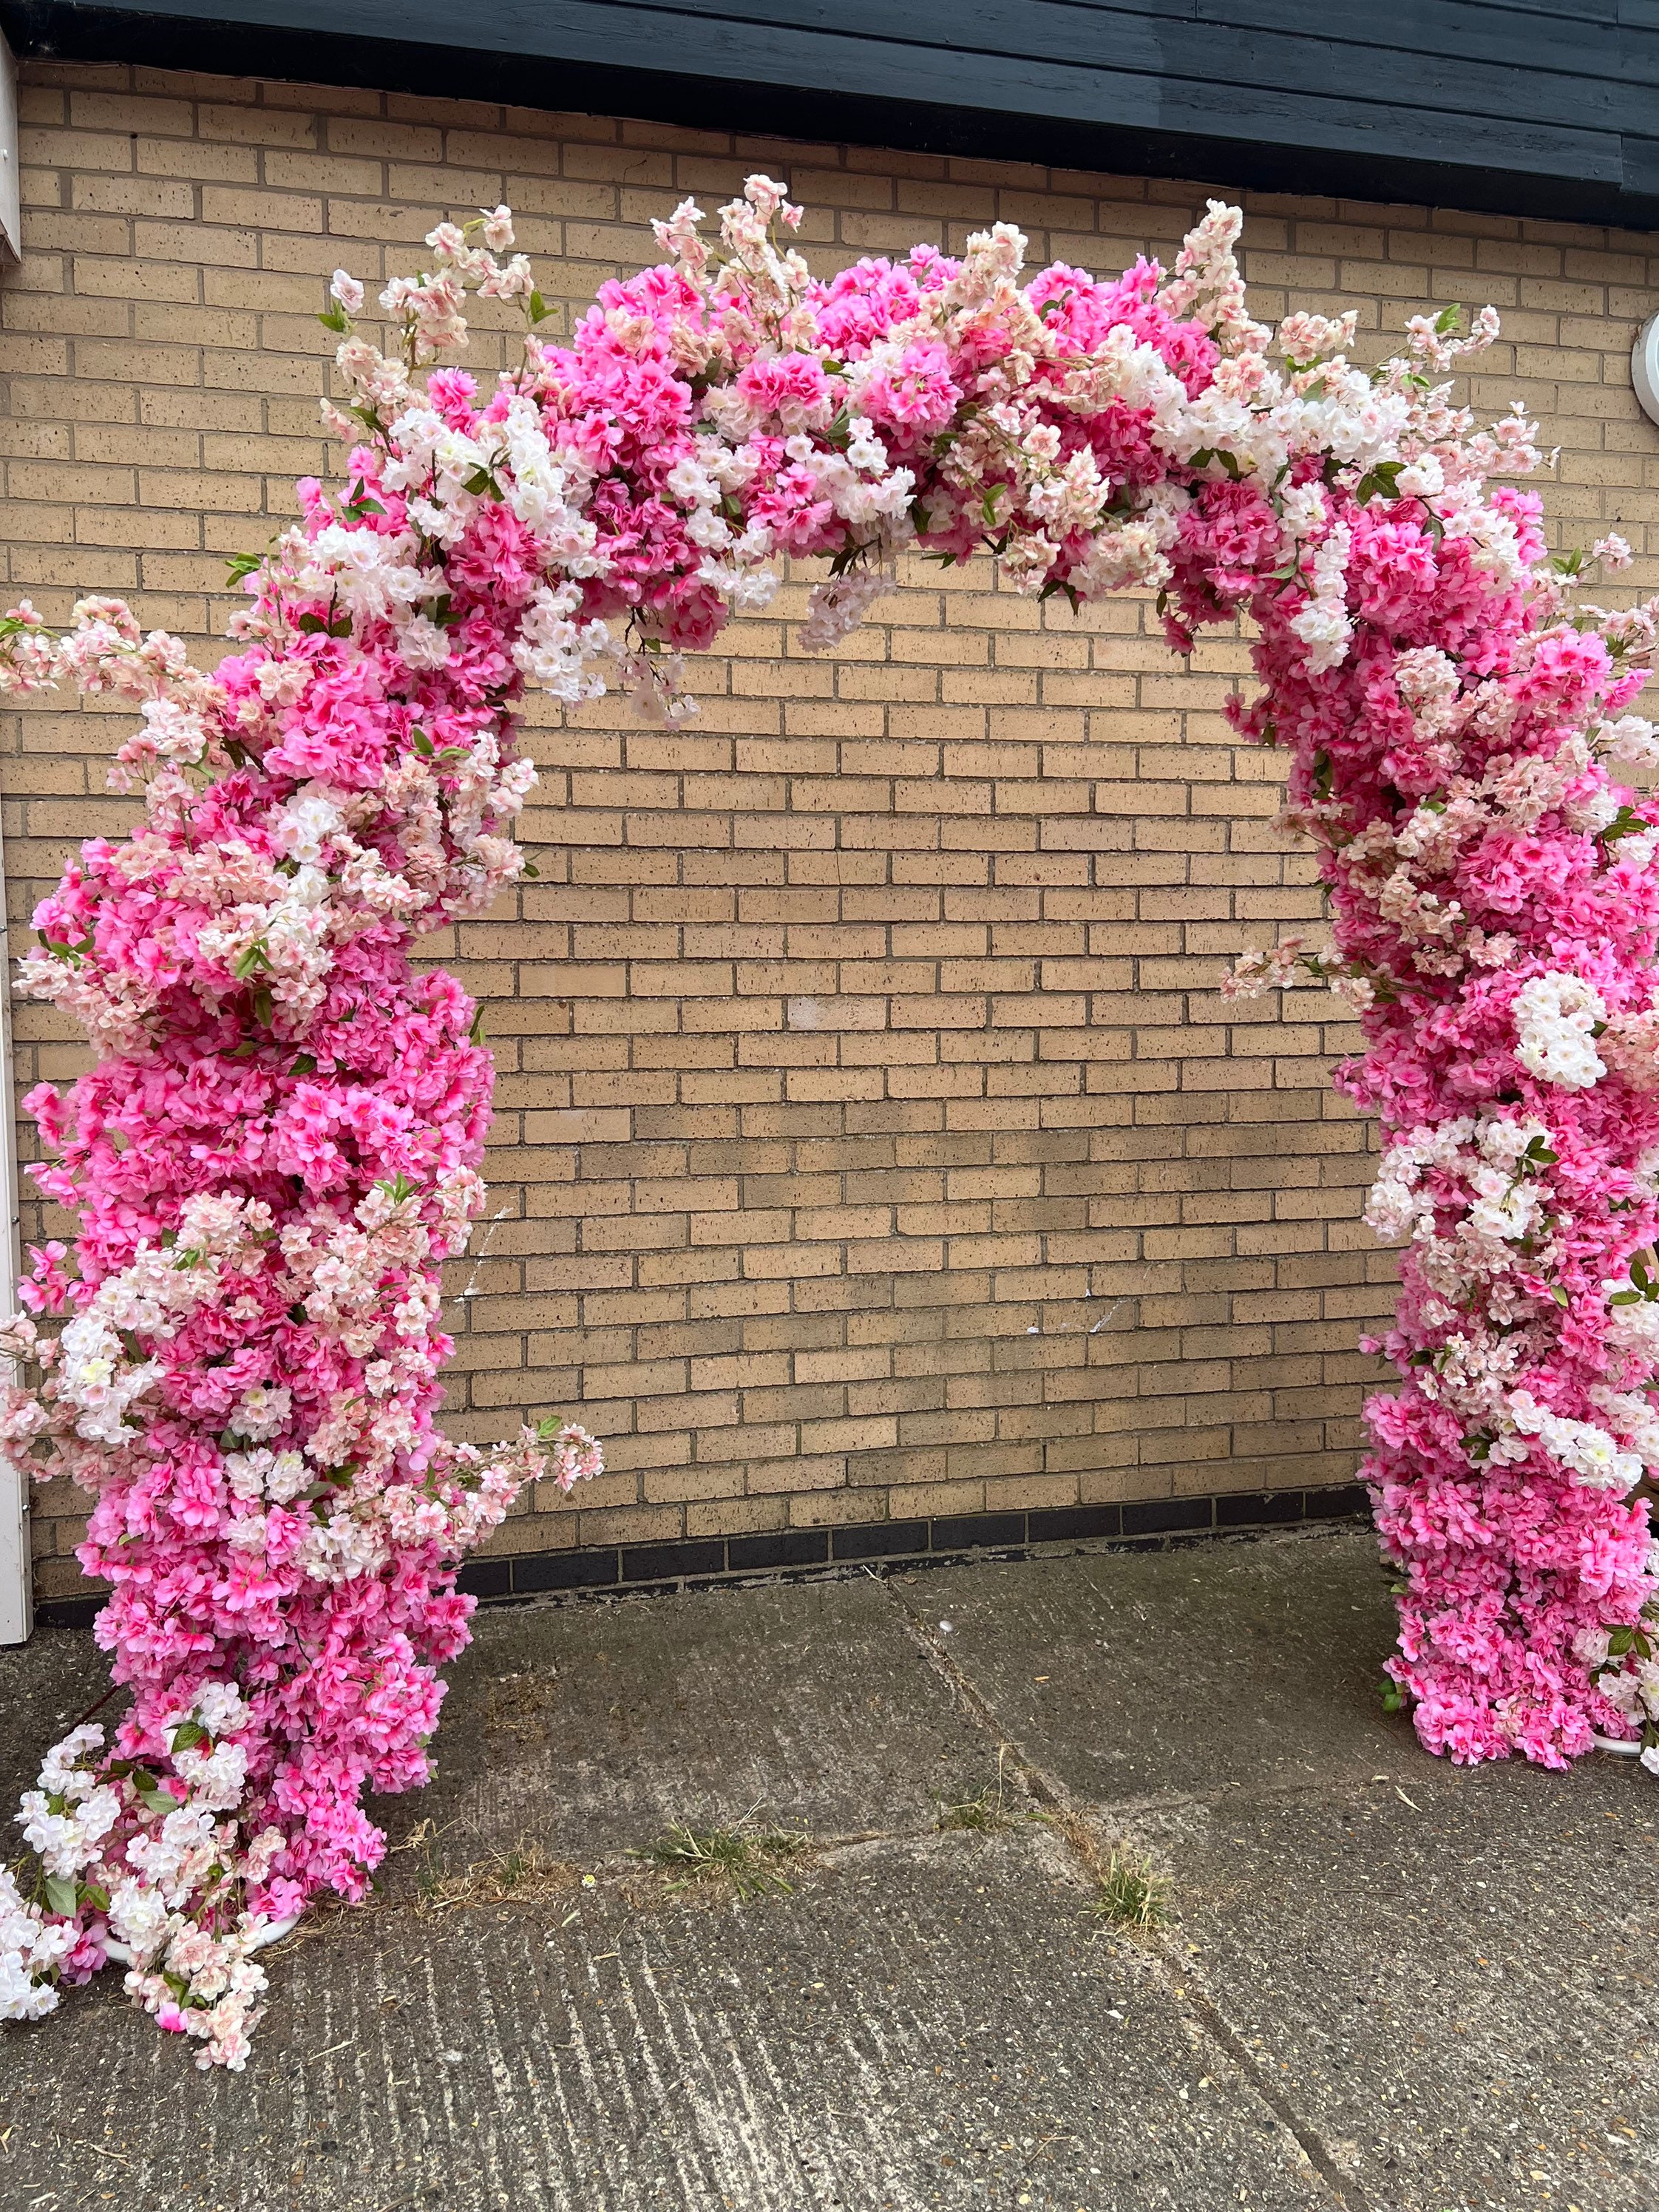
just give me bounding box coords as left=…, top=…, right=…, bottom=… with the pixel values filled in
left=1512, top=973, right=1607, bottom=1090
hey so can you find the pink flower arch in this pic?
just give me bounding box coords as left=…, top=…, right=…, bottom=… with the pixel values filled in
left=3, top=180, right=1658, bottom=2063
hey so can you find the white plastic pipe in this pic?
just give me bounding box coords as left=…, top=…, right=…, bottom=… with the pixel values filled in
left=0, top=32, right=24, bottom=1641
left=0, top=831, right=24, bottom=1645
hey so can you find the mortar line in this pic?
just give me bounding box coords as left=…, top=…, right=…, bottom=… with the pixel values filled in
left=887, top=1594, right=1377, bottom=2212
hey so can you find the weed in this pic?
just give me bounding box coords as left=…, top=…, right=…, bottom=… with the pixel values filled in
left=937, top=1745, right=1020, bottom=1832
left=1090, top=1848, right=1170, bottom=1932
left=937, top=1787, right=1010, bottom=1832
left=631, top=1818, right=807, bottom=1901
left=413, top=1836, right=578, bottom=1914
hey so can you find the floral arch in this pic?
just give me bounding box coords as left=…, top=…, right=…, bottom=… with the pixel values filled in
left=4, top=180, right=1659, bottom=2065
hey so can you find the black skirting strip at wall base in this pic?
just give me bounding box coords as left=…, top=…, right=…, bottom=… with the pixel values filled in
left=457, top=1482, right=1372, bottom=1603
left=30, top=1482, right=1371, bottom=1630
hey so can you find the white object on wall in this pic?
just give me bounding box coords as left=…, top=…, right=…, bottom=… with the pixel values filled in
left=0, top=32, right=24, bottom=1636
left=0, top=31, right=17, bottom=264
left=0, top=832, right=24, bottom=1644
left=1635, top=314, right=1659, bottom=432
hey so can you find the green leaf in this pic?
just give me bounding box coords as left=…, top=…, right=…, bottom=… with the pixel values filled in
left=224, top=550, right=262, bottom=585
left=1608, top=1624, right=1636, bottom=1656
left=468, top=1006, right=486, bottom=1043
left=409, top=728, right=435, bottom=757
left=288, top=1053, right=317, bottom=1077
left=1609, top=1289, right=1644, bottom=1306
left=1433, top=303, right=1463, bottom=336
left=44, top=1873, right=78, bottom=1918
left=1037, top=576, right=1082, bottom=614
left=318, top=302, right=350, bottom=333
left=527, top=289, right=553, bottom=325
left=169, top=1720, right=207, bottom=1753
left=251, top=985, right=274, bottom=1028
left=523, top=863, right=540, bottom=878
left=1550, top=1286, right=1570, bottom=1307
left=1380, top=1680, right=1405, bottom=1714
left=1354, top=460, right=1405, bottom=506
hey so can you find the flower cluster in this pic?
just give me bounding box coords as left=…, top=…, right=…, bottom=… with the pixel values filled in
left=6, top=177, right=1659, bottom=2064
left=10, top=1704, right=284, bottom=2069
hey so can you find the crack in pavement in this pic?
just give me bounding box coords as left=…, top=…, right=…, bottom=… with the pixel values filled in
left=887, top=1584, right=1377, bottom=2212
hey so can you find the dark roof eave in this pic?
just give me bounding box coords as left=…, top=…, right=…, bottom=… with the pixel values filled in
left=6, top=0, right=1659, bottom=234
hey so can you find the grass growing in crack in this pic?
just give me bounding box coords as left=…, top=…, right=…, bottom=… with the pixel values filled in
left=937, top=1745, right=1021, bottom=1833
left=937, top=1786, right=1011, bottom=1832
left=631, top=1819, right=807, bottom=1901
left=1090, top=1848, right=1170, bottom=1932
left=413, top=1834, right=579, bottom=1914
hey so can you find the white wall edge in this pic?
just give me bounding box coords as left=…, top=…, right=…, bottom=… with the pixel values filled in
left=0, top=31, right=18, bottom=266
left=0, top=28, right=24, bottom=1635
left=0, top=830, right=27, bottom=1643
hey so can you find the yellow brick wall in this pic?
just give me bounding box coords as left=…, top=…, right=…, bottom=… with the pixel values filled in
left=7, top=63, right=1658, bottom=1601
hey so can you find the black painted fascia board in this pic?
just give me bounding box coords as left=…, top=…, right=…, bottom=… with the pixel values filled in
left=4, top=0, right=1659, bottom=231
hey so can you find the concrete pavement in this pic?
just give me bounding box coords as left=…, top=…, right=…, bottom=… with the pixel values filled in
left=2, top=1527, right=1655, bottom=2212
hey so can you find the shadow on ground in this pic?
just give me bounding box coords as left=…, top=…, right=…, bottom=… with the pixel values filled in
left=3, top=1526, right=1656, bottom=2212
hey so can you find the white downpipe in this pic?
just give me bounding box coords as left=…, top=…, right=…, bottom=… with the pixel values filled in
left=0, top=826, right=25, bottom=1644
left=0, top=28, right=23, bottom=1643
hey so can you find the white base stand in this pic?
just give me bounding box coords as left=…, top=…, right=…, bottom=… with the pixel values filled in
left=1592, top=1734, right=1643, bottom=1757
left=102, top=1912, right=299, bottom=1967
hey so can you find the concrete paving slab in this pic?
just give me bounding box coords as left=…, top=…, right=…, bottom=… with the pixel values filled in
left=370, top=1577, right=997, bottom=1874
left=1132, top=1755, right=1659, bottom=2212
left=887, top=1530, right=1409, bottom=1807
left=1, top=1824, right=1330, bottom=2212
left=0, top=1621, right=116, bottom=1813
